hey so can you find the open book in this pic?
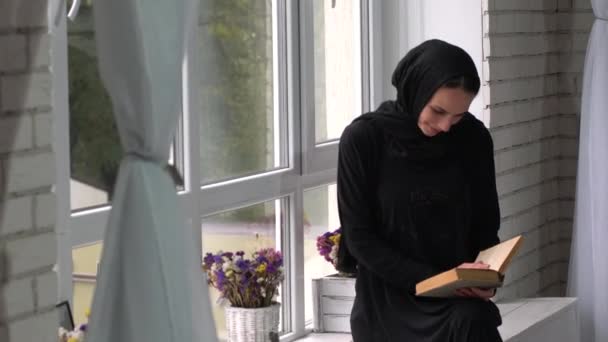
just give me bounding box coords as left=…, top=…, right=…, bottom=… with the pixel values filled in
left=415, top=235, right=523, bottom=298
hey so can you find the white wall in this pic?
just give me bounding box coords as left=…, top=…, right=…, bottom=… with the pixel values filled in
left=372, top=0, right=484, bottom=122
left=420, top=0, right=484, bottom=123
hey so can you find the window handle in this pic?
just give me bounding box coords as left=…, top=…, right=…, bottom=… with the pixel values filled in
left=67, top=0, right=82, bottom=21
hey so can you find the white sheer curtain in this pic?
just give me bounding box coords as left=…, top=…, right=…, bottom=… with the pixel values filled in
left=567, top=1, right=608, bottom=342
left=85, top=0, right=217, bottom=341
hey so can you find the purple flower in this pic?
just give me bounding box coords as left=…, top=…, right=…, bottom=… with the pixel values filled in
left=202, top=248, right=284, bottom=308
left=222, top=252, right=234, bottom=259
left=203, top=253, right=215, bottom=267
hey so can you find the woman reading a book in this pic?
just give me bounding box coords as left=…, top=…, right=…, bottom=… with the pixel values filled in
left=337, top=39, right=503, bottom=341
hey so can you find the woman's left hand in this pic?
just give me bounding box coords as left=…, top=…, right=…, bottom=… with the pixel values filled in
left=454, top=287, right=496, bottom=301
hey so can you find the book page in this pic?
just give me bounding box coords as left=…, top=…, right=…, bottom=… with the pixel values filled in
left=475, top=235, right=523, bottom=273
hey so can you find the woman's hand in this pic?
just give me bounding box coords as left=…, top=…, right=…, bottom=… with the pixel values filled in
left=454, top=287, right=495, bottom=301
left=454, top=262, right=496, bottom=300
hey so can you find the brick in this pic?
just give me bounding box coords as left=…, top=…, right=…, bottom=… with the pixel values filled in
left=4, top=151, right=55, bottom=194
left=573, top=0, right=592, bottom=9
left=560, top=198, right=575, bottom=216
left=0, top=0, right=49, bottom=29
left=1, top=72, right=52, bottom=112
left=35, top=192, right=56, bottom=229
left=496, top=159, right=560, bottom=196
left=559, top=178, right=576, bottom=198
left=557, top=12, right=595, bottom=31
left=500, top=181, right=560, bottom=217
left=558, top=0, right=572, bottom=10
left=559, top=158, right=578, bottom=177
left=487, top=12, right=557, bottom=34
left=0, top=34, right=27, bottom=72
left=484, top=54, right=560, bottom=82
left=0, top=277, right=34, bottom=320
left=6, top=232, right=56, bottom=276
left=558, top=95, right=581, bottom=114
left=8, top=310, right=57, bottom=342
left=491, top=116, right=560, bottom=150
left=0, top=115, right=33, bottom=153
left=488, top=0, right=557, bottom=11
left=0, top=196, right=33, bottom=236
left=573, top=32, right=590, bottom=51
left=488, top=97, right=560, bottom=128
left=559, top=52, right=586, bottom=73
left=484, top=33, right=563, bottom=58
left=488, top=75, right=560, bottom=104
left=560, top=136, right=579, bottom=156
left=494, top=138, right=562, bottom=173
left=558, top=115, right=579, bottom=136
left=33, top=113, right=52, bottom=147
left=558, top=73, right=579, bottom=93
left=35, top=271, right=57, bottom=310
left=28, top=33, right=51, bottom=68
left=502, top=200, right=560, bottom=229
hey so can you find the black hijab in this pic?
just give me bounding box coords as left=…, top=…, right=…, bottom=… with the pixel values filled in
left=353, top=39, right=481, bottom=159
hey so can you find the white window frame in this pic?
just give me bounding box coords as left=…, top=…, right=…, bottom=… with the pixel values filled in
left=50, top=0, right=406, bottom=340
left=299, top=0, right=371, bottom=174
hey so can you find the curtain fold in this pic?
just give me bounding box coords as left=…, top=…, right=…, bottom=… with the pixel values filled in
left=86, top=0, right=217, bottom=341
left=567, top=1, right=608, bottom=342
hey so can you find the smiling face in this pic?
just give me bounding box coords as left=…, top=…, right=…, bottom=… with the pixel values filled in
left=417, top=86, right=475, bottom=137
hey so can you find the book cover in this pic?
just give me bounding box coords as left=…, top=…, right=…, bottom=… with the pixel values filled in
left=415, top=235, right=523, bottom=298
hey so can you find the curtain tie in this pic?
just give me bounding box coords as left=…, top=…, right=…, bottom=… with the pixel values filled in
left=125, top=151, right=184, bottom=187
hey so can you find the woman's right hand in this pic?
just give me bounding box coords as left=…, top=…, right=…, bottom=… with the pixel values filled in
left=454, top=262, right=495, bottom=300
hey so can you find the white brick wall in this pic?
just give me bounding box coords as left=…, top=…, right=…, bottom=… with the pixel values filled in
left=483, top=0, right=592, bottom=299
left=0, top=0, right=58, bottom=340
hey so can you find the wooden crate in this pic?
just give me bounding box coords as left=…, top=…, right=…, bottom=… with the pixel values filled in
left=311, top=275, right=356, bottom=333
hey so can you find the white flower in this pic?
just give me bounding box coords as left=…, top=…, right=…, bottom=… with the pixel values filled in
left=222, top=261, right=233, bottom=272
left=329, top=245, right=338, bottom=260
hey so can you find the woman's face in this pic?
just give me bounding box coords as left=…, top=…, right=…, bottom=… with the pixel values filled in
left=417, top=86, right=475, bottom=137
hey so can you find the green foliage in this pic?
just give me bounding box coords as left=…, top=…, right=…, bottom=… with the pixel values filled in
left=68, top=43, right=122, bottom=198
left=200, top=0, right=274, bottom=221
left=200, top=0, right=273, bottom=183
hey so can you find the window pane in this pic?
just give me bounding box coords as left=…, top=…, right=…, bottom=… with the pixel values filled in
left=303, top=184, right=340, bottom=326
left=198, top=0, right=285, bottom=184
left=313, top=0, right=362, bottom=142
left=67, top=3, right=121, bottom=210
left=67, top=4, right=182, bottom=211
left=72, top=241, right=103, bottom=325
left=202, top=199, right=287, bottom=339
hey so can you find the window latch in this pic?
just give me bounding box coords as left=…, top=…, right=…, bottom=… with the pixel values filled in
left=67, top=0, right=82, bottom=21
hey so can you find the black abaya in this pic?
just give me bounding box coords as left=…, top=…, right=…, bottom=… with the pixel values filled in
left=336, top=40, right=503, bottom=341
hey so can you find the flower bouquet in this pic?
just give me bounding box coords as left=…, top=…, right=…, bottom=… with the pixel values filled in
left=58, top=309, right=88, bottom=342
left=316, top=228, right=354, bottom=277
left=203, top=248, right=284, bottom=341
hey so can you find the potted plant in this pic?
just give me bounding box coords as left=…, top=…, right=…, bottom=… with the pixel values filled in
left=203, top=248, right=284, bottom=342
left=312, top=228, right=356, bottom=333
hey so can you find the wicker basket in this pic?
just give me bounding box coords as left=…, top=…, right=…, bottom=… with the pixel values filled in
left=224, top=303, right=280, bottom=342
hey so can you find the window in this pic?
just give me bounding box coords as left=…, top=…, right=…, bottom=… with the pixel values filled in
left=71, top=241, right=102, bottom=325
left=52, top=0, right=371, bottom=340
left=202, top=199, right=288, bottom=339
left=303, top=184, right=339, bottom=327
left=313, top=0, right=362, bottom=143
left=66, top=2, right=119, bottom=211
left=199, top=0, right=287, bottom=184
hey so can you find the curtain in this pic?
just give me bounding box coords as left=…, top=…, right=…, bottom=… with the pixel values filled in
left=85, top=0, right=217, bottom=341
left=567, top=1, right=608, bottom=342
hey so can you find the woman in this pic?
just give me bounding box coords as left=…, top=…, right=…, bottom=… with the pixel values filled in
left=337, top=39, right=503, bottom=341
